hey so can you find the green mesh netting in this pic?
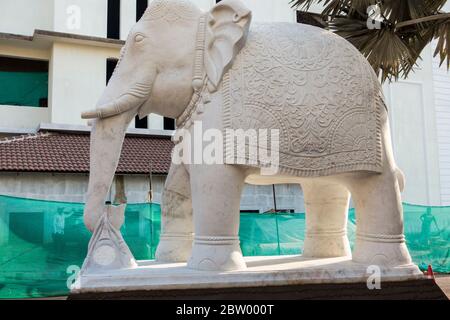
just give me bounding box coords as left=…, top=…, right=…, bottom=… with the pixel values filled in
left=0, top=71, right=48, bottom=107
left=0, top=194, right=449, bottom=299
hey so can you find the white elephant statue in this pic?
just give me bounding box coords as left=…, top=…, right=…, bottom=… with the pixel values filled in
left=81, top=0, right=414, bottom=272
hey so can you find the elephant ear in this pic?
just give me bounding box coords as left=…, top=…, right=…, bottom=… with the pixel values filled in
left=204, top=0, right=252, bottom=92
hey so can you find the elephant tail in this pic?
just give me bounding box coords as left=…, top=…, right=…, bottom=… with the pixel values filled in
left=395, top=167, right=405, bottom=192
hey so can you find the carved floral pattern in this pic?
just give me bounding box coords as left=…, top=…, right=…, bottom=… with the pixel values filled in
left=223, top=23, right=384, bottom=176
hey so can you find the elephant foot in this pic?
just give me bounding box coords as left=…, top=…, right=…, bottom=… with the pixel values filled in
left=352, top=233, right=412, bottom=267
left=187, top=236, right=246, bottom=271
left=155, top=232, right=193, bottom=262
left=302, top=231, right=351, bottom=258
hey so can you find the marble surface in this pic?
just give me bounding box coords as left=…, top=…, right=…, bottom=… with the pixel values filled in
left=72, top=255, right=423, bottom=294
left=78, top=0, right=415, bottom=274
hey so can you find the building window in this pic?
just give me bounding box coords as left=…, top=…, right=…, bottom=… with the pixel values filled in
left=107, top=0, right=121, bottom=39
left=106, top=58, right=118, bottom=84
left=296, top=11, right=325, bottom=28
left=278, top=209, right=295, bottom=213
left=240, top=210, right=260, bottom=214
left=135, top=116, right=148, bottom=129
left=0, top=56, right=48, bottom=108
left=136, top=0, right=148, bottom=21
left=163, top=117, right=175, bottom=130
left=135, top=0, right=149, bottom=128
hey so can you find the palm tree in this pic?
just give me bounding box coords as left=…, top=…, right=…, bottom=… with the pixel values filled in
left=291, top=0, right=450, bottom=82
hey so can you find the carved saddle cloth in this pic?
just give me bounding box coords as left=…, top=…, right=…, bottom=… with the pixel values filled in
left=222, top=23, right=385, bottom=177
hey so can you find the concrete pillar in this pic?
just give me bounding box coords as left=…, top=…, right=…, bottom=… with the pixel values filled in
left=120, top=0, right=137, bottom=40
left=114, top=175, right=128, bottom=204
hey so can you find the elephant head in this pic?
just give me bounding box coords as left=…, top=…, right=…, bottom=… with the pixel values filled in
left=81, top=0, right=252, bottom=231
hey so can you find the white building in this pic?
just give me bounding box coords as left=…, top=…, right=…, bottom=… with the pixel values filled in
left=0, top=0, right=449, bottom=210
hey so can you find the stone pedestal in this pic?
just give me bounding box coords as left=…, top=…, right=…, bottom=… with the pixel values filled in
left=69, top=278, right=447, bottom=300
left=72, top=255, right=423, bottom=295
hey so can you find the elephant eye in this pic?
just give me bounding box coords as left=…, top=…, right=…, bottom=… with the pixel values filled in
left=134, top=34, right=145, bottom=43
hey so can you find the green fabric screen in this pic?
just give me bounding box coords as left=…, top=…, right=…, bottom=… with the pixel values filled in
left=0, top=195, right=449, bottom=299
left=0, top=71, right=48, bottom=107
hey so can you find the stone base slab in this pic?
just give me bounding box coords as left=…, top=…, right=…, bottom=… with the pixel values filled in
left=69, top=279, right=447, bottom=300
left=71, top=255, right=424, bottom=295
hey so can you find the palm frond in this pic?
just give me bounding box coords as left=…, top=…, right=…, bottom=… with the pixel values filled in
left=397, top=14, right=450, bottom=69
left=289, top=0, right=331, bottom=11
left=382, top=0, right=434, bottom=22
left=291, top=0, right=376, bottom=17
left=432, top=18, right=450, bottom=68
left=425, top=0, right=448, bottom=13
left=290, top=0, right=450, bottom=81
left=329, top=17, right=417, bottom=81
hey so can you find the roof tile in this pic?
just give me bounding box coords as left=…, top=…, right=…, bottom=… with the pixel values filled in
left=0, top=132, right=173, bottom=174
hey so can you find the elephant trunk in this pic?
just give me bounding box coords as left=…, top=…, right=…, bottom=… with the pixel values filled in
left=82, top=72, right=156, bottom=232
left=83, top=111, right=135, bottom=232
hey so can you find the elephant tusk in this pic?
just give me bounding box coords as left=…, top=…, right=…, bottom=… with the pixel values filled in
left=81, top=97, right=136, bottom=120
left=81, top=83, right=152, bottom=120
left=81, top=110, right=103, bottom=119
left=81, top=103, right=120, bottom=119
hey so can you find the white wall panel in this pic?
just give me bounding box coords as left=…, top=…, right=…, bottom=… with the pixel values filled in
left=50, top=42, right=119, bottom=126
left=0, top=0, right=53, bottom=35
left=240, top=0, right=295, bottom=22
left=53, top=0, right=107, bottom=38
left=432, top=40, right=450, bottom=204
left=121, top=0, right=137, bottom=40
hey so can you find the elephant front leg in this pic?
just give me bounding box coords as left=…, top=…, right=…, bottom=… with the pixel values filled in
left=188, top=164, right=246, bottom=271
left=155, top=164, right=193, bottom=262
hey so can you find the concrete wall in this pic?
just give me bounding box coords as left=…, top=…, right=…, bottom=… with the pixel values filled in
left=53, top=0, right=108, bottom=38
left=0, top=172, right=163, bottom=204
left=0, top=38, right=124, bottom=129
left=432, top=0, right=450, bottom=205
left=121, top=175, right=165, bottom=204
left=121, top=0, right=137, bottom=40
left=0, top=41, right=52, bottom=129
left=0, top=172, right=305, bottom=212
left=0, top=0, right=54, bottom=35
left=241, top=184, right=305, bottom=213
left=383, top=45, right=442, bottom=206
left=240, top=0, right=295, bottom=22
left=432, top=41, right=450, bottom=205
left=49, top=42, right=120, bottom=126
left=0, top=172, right=90, bottom=203
left=0, top=106, right=49, bottom=130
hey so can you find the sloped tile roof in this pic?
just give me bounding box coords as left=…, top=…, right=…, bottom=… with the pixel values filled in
left=0, top=132, right=173, bottom=174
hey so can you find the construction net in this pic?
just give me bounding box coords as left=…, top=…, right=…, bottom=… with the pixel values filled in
left=0, top=195, right=449, bottom=299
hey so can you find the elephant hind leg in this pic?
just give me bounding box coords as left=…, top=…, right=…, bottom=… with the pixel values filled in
left=155, top=164, right=193, bottom=263
left=343, top=105, right=412, bottom=267
left=301, top=180, right=351, bottom=258
left=345, top=167, right=412, bottom=267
